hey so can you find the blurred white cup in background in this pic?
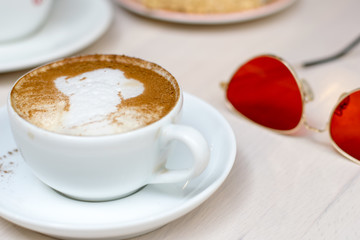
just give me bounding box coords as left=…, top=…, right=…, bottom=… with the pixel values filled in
left=0, top=0, right=53, bottom=42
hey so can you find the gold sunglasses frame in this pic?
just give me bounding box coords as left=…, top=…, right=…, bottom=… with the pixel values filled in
left=222, top=54, right=360, bottom=165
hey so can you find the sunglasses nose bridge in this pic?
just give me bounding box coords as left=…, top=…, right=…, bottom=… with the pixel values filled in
left=300, top=79, right=314, bottom=103
left=303, top=119, right=327, bottom=133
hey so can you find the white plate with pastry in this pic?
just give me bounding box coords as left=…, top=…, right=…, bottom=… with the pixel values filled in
left=116, top=0, right=298, bottom=24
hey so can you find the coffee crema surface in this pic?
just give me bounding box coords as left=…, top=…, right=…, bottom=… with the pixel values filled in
left=10, top=55, right=179, bottom=136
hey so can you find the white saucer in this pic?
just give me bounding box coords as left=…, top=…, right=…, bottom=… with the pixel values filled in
left=116, top=0, right=297, bottom=25
left=0, top=0, right=113, bottom=73
left=0, top=92, right=236, bottom=240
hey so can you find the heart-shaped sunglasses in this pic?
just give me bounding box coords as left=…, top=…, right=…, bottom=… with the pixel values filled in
left=222, top=35, right=360, bottom=164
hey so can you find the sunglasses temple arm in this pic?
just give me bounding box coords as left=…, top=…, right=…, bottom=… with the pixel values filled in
left=301, top=34, right=360, bottom=68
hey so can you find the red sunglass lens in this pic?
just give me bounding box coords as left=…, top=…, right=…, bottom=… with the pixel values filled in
left=226, top=56, right=303, bottom=131
left=330, top=90, right=360, bottom=161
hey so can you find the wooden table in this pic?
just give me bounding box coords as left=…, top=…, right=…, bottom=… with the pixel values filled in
left=1, top=0, right=360, bottom=239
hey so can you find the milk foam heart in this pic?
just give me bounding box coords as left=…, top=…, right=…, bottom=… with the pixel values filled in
left=54, top=68, right=145, bottom=135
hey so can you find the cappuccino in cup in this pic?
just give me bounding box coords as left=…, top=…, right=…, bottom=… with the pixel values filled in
left=8, top=55, right=209, bottom=201
left=10, top=55, right=179, bottom=135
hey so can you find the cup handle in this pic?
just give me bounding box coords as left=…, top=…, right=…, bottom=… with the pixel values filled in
left=149, top=124, right=210, bottom=184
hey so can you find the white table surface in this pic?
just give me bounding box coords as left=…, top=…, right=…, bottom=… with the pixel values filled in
left=1, top=0, right=360, bottom=239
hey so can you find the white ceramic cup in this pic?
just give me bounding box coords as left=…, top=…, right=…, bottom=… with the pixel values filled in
left=7, top=56, right=210, bottom=201
left=0, top=0, right=53, bottom=42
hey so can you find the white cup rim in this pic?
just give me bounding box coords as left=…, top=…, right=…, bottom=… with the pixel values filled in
left=8, top=54, right=182, bottom=140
